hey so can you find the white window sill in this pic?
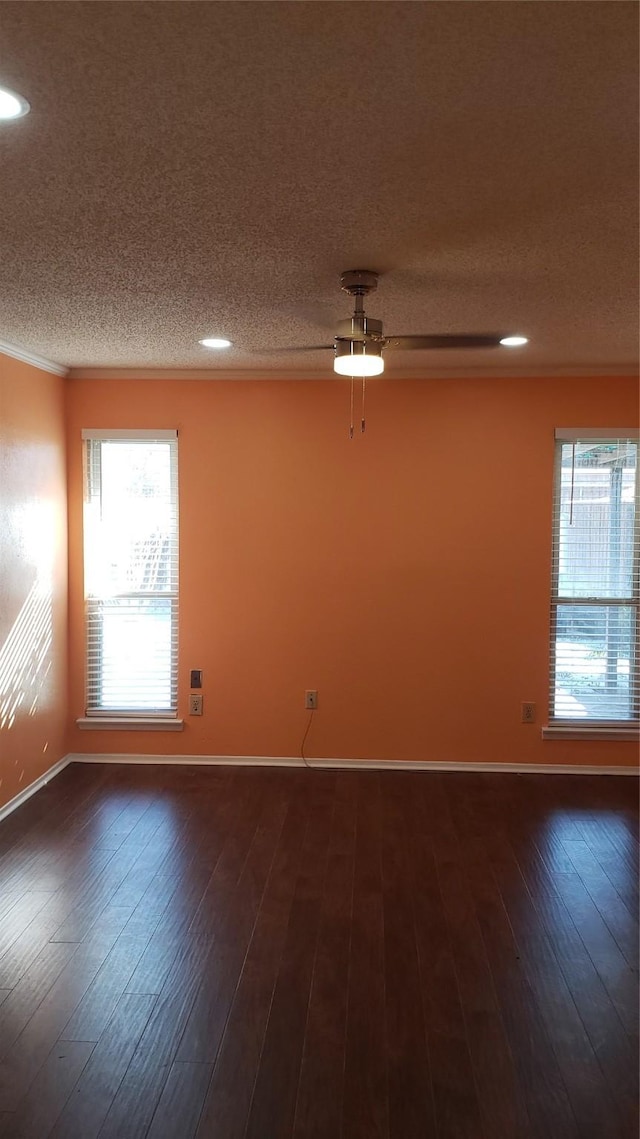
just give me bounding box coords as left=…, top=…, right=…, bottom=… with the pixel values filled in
left=542, top=724, right=639, bottom=741
left=76, top=717, right=184, bottom=732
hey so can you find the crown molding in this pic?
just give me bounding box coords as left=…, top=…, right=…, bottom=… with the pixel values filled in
left=0, top=339, right=68, bottom=377
left=67, top=364, right=639, bottom=382
left=0, top=349, right=633, bottom=384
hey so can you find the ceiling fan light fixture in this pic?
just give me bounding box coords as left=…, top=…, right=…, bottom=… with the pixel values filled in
left=334, top=339, right=384, bottom=377
left=500, top=335, right=529, bottom=347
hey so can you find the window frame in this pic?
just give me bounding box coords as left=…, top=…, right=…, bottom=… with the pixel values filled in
left=547, top=428, right=639, bottom=738
left=78, top=429, right=182, bottom=731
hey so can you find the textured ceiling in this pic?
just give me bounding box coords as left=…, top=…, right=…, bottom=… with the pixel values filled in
left=0, top=0, right=637, bottom=377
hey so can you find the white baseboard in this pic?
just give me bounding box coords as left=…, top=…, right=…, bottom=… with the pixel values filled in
left=0, top=754, right=72, bottom=823
left=1, top=753, right=635, bottom=826
left=66, top=753, right=639, bottom=776
left=2, top=752, right=634, bottom=828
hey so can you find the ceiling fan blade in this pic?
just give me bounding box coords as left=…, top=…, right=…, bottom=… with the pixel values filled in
left=251, top=344, right=334, bottom=355
left=384, top=334, right=505, bottom=351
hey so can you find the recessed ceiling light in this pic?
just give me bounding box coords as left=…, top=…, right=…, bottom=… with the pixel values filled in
left=199, top=337, right=232, bottom=349
left=500, top=335, right=529, bottom=347
left=0, top=86, right=30, bottom=120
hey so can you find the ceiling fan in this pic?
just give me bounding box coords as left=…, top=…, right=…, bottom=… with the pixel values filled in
left=276, top=269, right=528, bottom=377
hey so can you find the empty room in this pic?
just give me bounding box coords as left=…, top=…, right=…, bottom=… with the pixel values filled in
left=0, top=2, right=638, bottom=1137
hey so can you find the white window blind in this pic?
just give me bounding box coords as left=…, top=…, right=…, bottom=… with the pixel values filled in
left=550, top=432, right=639, bottom=723
left=82, top=431, right=178, bottom=716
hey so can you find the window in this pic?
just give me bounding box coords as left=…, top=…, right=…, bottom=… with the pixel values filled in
left=550, top=430, right=639, bottom=727
left=82, top=430, right=178, bottom=718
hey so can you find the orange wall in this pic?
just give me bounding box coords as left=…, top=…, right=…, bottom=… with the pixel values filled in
left=0, top=354, right=68, bottom=810
left=66, top=374, right=638, bottom=767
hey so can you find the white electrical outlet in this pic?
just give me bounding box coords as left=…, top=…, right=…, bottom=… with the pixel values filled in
left=189, top=694, right=203, bottom=716
left=305, top=690, right=318, bottom=710
left=521, top=701, right=536, bottom=723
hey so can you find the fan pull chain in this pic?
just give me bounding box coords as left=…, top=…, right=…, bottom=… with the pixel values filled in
left=361, top=377, right=366, bottom=433
left=349, top=376, right=354, bottom=439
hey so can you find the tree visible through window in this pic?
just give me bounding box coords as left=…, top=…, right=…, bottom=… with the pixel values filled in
left=551, top=433, right=638, bottom=723
left=83, top=431, right=178, bottom=715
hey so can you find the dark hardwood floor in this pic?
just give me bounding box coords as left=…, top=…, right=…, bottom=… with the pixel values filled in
left=0, top=761, right=637, bottom=1138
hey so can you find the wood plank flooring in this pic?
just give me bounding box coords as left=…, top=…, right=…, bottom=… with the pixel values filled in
left=0, top=761, right=636, bottom=1138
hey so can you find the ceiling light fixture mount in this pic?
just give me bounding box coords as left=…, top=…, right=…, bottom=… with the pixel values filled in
left=0, top=85, right=30, bottom=120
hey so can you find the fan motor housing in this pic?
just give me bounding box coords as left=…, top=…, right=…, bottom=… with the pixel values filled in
left=336, top=315, right=383, bottom=343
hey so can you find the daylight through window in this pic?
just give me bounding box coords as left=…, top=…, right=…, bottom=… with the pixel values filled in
left=551, top=431, right=639, bottom=724
left=82, top=430, right=178, bottom=715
